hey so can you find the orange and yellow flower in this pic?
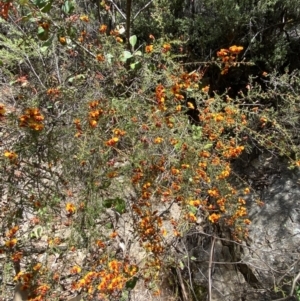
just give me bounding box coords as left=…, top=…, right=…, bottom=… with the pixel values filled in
left=4, top=150, right=18, bottom=163
left=145, top=45, right=153, bottom=53
left=208, top=213, right=220, bottom=223
left=80, top=15, right=89, bottom=22
left=66, top=203, right=76, bottom=214
left=162, top=43, right=171, bottom=53
left=0, top=103, right=6, bottom=116
left=99, top=24, right=107, bottom=34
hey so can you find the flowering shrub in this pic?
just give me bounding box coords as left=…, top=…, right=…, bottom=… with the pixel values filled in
left=0, top=1, right=299, bottom=300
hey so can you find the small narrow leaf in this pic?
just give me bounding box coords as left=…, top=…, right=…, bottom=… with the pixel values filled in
left=203, top=143, right=213, bottom=149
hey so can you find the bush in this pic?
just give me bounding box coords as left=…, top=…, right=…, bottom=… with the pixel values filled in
left=0, top=1, right=300, bottom=300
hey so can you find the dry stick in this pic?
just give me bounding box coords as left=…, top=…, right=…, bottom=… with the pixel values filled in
left=289, top=270, right=300, bottom=297
left=176, top=267, right=190, bottom=301
left=25, top=55, right=46, bottom=89
left=108, top=0, right=126, bottom=19
left=208, top=236, right=216, bottom=301
left=272, top=296, right=297, bottom=301
left=126, top=0, right=132, bottom=50
left=133, top=0, right=155, bottom=20
left=53, top=42, right=61, bottom=85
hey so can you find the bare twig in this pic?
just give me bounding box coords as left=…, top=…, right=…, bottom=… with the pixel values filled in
left=53, top=43, right=61, bottom=85
left=133, top=0, right=155, bottom=20
left=72, top=40, right=96, bottom=58
left=126, top=0, right=132, bottom=50
left=289, top=270, right=300, bottom=297
left=208, top=236, right=216, bottom=301
left=107, top=0, right=126, bottom=20
left=25, top=55, right=46, bottom=89
left=176, top=267, right=190, bottom=301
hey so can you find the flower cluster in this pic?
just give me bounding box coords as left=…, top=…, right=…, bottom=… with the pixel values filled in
left=46, top=88, right=60, bottom=99
left=217, top=45, right=244, bottom=74
left=0, top=0, right=15, bottom=19
left=73, top=258, right=138, bottom=298
left=14, top=265, right=51, bottom=301
left=19, top=108, right=44, bottom=131
left=155, top=84, right=166, bottom=110
left=88, top=100, right=104, bottom=128
left=78, top=30, right=87, bottom=43
left=74, top=119, right=82, bottom=137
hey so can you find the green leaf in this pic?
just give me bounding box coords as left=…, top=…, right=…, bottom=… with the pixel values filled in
left=129, top=35, right=137, bottom=48
left=135, top=50, right=142, bottom=56
left=125, top=277, right=138, bottom=289
left=34, top=0, right=47, bottom=8
left=189, top=206, right=197, bottom=214
left=31, top=226, right=43, bottom=239
left=38, top=26, right=45, bottom=34
left=40, top=36, right=54, bottom=52
left=203, top=143, right=213, bottom=149
left=67, top=74, right=85, bottom=83
left=103, top=198, right=126, bottom=214
left=103, top=199, right=114, bottom=208
left=123, top=50, right=132, bottom=60
left=62, top=0, right=74, bottom=14
left=41, top=0, right=53, bottom=13
left=114, top=198, right=126, bottom=214
left=105, top=222, right=113, bottom=229
left=106, top=53, right=113, bottom=64
left=37, top=29, right=49, bottom=41
left=131, top=61, right=141, bottom=70
left=179, top=260, right=184, bottom=270
left=148, top=63, right=156, bottom=72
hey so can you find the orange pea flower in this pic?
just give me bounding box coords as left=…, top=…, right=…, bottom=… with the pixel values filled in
left=66, top=203, right=76, bottom=214
left=162, top=43, right=171, bottom=53
left=0, top=103, right=6, bottom=116
left=208, top=213, right=220, bottom=223
left=99, top=24, right=107, bottom=34
left=80, top=15, right=89, bottom=22
left=145, top=45, right=153, bottom=53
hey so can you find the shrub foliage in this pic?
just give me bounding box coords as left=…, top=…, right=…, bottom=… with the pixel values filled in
left=0, top=0, right=300, bottom=300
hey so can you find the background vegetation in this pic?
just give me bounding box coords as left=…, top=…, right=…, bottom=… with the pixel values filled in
left=0, top=0, right=300, bottom=300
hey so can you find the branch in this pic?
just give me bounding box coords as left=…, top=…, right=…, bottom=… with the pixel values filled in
left=73, top=40, right=96, bottom=59
left=208, top=236, right=216, bottom=301
left=176, top=267, right=190, bottom=301
left=107, top=0, right=126, bottom=20
left=289, top=270, right=300, bottom=297
left=134, top=0, right=155, bottom=20
left=126, top=0, right=132, bottom=50
left=25, top=55, right=46, bottom=89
